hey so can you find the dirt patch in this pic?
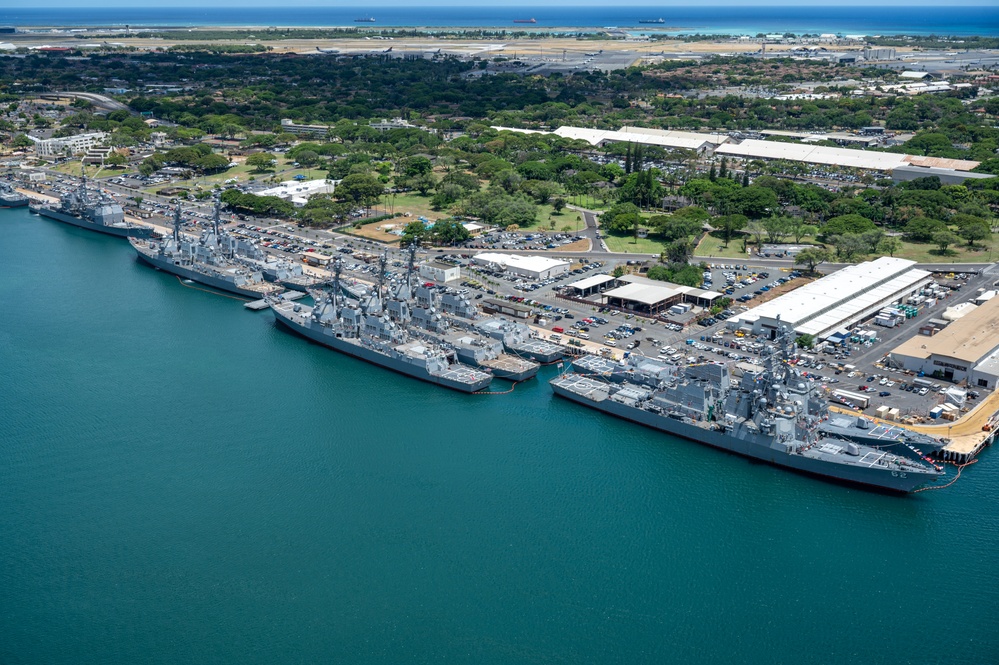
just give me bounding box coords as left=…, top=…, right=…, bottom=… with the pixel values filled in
left=349, top=222, right=403, bottom=245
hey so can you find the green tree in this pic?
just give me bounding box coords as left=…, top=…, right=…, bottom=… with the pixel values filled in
left=400, top=220, right=429, bottom=246
left=335, top=172, right=384, bottom=207
left=794, top=247, right=830, bottom=272
left=715, top=213, right=748, bottom=246
left=246, top=152, right=277, bottom=172
left=104, top=151, right=127, bottom=168
left=931, top=230, right=962, bottom=254
left=830, top=234, right=868, bottom=262
left=903, top=217, right=946, bottom=242
left=876, top=236, right=903, bottom=257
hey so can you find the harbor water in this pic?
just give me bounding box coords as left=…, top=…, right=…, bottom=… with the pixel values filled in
left=1, top=206, right=997, bottom=663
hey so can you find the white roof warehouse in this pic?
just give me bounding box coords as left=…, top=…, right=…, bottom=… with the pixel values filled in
left=470, top=252, right=571, bottom=280
left=727, top=257, right=933, bottom=340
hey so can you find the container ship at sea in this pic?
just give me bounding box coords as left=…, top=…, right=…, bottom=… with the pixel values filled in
left=551, top=321, right=944, bottom=493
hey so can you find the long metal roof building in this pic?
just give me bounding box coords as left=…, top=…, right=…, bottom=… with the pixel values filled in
left=728, top=257, right=933, bottom=340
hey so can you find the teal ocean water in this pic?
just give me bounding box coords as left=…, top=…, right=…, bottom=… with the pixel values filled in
left=1, top=205, right=997, bottom=664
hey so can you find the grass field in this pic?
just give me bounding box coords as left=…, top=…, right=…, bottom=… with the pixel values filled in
left=893, top=240, right=993, bottom=264
left=603, top=234, right=666, bottom=255
left=695, top=230, right=993, bottom=264
left=695, top=232, right=753, bottom=259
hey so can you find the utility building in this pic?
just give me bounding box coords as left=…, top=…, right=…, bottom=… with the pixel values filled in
left=890, top=297, right=999, bottom=389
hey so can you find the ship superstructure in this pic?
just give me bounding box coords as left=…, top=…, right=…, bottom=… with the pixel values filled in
left=30, top=175, right=152, bottom=238
left=0, top=182, right=28, bottom=208
left=391, top=244, right=539, bottom=381
left=270, top=255, right=493, bottom=393
left=130, top=199, right=281, bottom=299
left=552, top=320, right=944, bottom=493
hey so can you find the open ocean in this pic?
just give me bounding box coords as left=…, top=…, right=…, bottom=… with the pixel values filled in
left=2, top=207, right=999, bottom=664
left=1, top=5, right=997, bottom=36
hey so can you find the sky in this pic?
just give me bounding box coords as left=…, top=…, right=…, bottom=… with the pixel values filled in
left=9, top=0, right=996, bottom=6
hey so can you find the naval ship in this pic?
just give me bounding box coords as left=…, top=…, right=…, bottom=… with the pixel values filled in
left=130, top=200, right=282, bottom=300
left=390, top=245, right=539, bottom=382
left=475, top=317, right=563, bottom=363
left=572, top=352, right=947, bottom=460
left=197, top=198, right=320, bottom=293
left=270, top=257, right=493, bottom=393
left=551, top=321, right=944, bottom=493
left=30, top=176, right=153, bottom=238
left=0, top=182, right=28, bottom=208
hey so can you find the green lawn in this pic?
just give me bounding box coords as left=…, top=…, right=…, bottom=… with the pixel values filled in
left=695, top=230, right=994, bottom=265
left=892, top=240, right=993, bottom=264
left=603, top=234, right=666, bottom=255
left=695, top=232, right=754, bottom=259
left=53, top=161, right=119, bottom=178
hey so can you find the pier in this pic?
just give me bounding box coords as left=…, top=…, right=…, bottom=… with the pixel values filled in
left=244, top=290, right=306, bottom=310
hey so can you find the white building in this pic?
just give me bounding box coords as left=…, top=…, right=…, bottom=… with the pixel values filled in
left=890, top=297, right=999, bottom=389
left=419, top=261, right=460, bottom=284
left=471, top=252, right=570, bottom=280
left=256, top=179, right=338, bottom=207
left=31, top=131, right=108, bottom=158
left=728, top=257, right=934, bottom=340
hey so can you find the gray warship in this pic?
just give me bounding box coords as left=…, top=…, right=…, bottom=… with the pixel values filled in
left=0, top=182, right=28, bottom=208
left=130, top=200, right=282, bottom=300
left=551, top=321, right=944, bottom=493
left=572, top=352, right=946, bottom=460
left=270, top=257, right=494, bottom=393
left=391, top=246, right=539, bottom=382
left=30, top=176, right=153, bottom=238
left=475, top=317, right=563, bottom=363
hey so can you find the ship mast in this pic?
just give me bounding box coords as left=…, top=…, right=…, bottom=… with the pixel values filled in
left=404, top=240, right=418, bottom=300
left=171, top=201, right=181, bottom=244
left=212, top=194, right=221, bottom=239
left=332, top=258, right=342, bottom=313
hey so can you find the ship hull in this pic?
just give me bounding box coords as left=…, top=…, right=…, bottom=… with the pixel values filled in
left=0, top=199, right=28, bottom=208
left=551, top=381, right=937, bottom=493
left=133, top=245, right=274, bottom=300
left=32, top=206, right=153, bottom=238
left=487, top=364, right=538, bottom=382
left=272, top=307, right=490, bottom=393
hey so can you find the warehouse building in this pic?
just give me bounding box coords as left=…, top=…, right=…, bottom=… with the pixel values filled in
left=727, top=257, right=934, bottom=340
left=470, top=252, right=570, bottom=280
left=601, top=275, right=722, bottom=315
left=891, top=165, right=995, bottom=186
left=256, top=179, right=337, bottom=206
left=890, top=297, right=999, bottom=389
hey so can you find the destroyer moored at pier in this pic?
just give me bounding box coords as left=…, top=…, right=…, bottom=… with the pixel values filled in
left=551, top=321, right=944, bottom=493
left=30, top=175, right=153, bottom=238
left=130, top=200, right=282, bottom=300
left=270, top=257, right=493, bottom=393
left=0, top=182, right=28, bottom=208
